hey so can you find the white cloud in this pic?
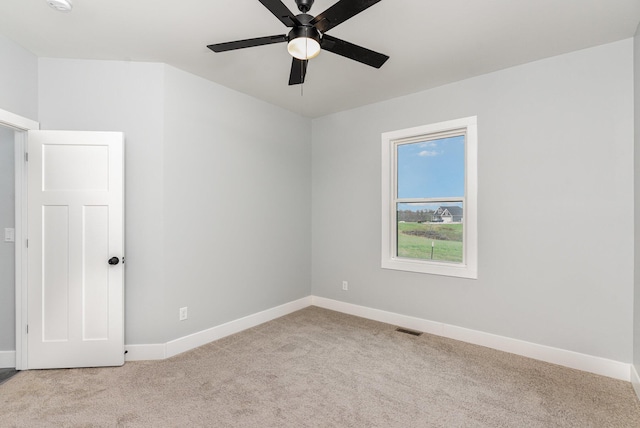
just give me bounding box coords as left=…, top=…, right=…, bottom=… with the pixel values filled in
left=419, top=142, right=437, bottom=148
left=418, top=150, right=438, bottom=157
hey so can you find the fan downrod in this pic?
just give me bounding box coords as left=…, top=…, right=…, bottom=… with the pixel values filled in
left=295, top=0, right=314, bottom=13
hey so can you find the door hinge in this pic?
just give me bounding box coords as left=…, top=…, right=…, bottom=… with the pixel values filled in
left=26, top=325, right=28, bottom=334
left=25, top=152, right=28, bottom=162
left=26, top=239, right=28, bottom=248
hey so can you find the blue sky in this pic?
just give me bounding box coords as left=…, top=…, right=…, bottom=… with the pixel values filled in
left=397, top=135, right=465, bottom=199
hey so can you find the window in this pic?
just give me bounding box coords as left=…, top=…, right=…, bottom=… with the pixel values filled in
left=381, top=116, right=477, bottom=278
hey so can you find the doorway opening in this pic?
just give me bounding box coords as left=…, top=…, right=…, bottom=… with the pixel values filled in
left=0, top=108, right=40, bottom=370
left=0, top=127, right=15, bottom=371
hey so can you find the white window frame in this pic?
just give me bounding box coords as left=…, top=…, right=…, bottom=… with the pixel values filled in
left=381, top=116, right=477, bottom=279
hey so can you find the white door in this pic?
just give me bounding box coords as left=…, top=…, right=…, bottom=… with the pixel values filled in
left=27, top=130, right=124, bottom=369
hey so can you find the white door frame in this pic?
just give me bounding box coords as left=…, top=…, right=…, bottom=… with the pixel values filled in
left=0, top=107, right=40, bottom=370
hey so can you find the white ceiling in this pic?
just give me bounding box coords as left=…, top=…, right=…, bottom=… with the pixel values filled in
left=1, top=0, right=639, bottom=118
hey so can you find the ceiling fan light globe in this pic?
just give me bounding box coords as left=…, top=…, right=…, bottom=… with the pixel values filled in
left=287, top=37, right=321, bottom=60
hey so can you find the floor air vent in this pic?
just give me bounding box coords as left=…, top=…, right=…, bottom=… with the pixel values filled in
left=395, top=327, right=423, bottom=336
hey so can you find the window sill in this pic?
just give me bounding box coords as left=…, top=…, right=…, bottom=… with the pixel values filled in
left=382, top=257, right=477, bottom=279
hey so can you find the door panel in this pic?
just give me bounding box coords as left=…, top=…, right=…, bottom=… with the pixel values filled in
left=28, top=130, right=124, bottom=369
left=42, top=205, right=70, bottom=342
left=43, top=144, right=110, bottom=191
left=83, top=205, right=109, bottom=340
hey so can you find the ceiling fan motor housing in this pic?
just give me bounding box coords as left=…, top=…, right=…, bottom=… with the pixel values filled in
left=296, top=0, right=315, bottom=13
left=287, top=14, right=321, bottom=43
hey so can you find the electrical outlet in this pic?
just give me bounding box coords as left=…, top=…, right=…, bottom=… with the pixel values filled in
left=179, top=307, right=188, bottom=321
left=342, top=281, right=348, bottom=291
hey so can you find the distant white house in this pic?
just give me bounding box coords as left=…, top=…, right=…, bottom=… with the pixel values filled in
left=433, top=206, right=463, bottom=223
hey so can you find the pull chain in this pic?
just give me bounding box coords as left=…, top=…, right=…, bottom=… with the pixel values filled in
left=298, top=41, right=308, bottom=113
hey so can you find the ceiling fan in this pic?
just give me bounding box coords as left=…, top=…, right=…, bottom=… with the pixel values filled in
left=207, top=0, right=389, bottom=85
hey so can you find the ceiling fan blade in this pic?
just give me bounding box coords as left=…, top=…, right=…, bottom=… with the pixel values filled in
left=259, top=0, right=302, bottom=27
left=289, top=58, right=308, bottom=85
left=321, top=34, right=389, bottom=68
left=207, top=35, right=287, bottom=52
left=311, top=0, right=382, bottom=33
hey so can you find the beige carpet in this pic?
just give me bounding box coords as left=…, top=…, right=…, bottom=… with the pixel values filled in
left=1, top=306, right=639, bottom=427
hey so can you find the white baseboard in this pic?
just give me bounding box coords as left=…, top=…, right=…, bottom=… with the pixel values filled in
left=124, top=294, right=631, bottom=383
left=0, top=350, right=16, bottom=368
left=311, top=296, right=631, bottom=381
left=165, top=296, right=311, bottom=358
left=126, top=296, right=312, bottom=362
left=125, top=344, right=166, bottom=361
left=632, top=364, right=640, bottom=401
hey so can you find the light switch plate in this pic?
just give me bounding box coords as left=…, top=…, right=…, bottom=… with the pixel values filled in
left=4, top=228, right=15, bottom=242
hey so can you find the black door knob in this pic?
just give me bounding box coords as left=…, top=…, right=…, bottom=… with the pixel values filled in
left=108, top=257, right=120, bottom=265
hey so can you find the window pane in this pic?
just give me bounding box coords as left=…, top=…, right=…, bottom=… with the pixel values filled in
left=397, top=135, right=465, bottom=199
left=397, top=202, right=463, bottom=263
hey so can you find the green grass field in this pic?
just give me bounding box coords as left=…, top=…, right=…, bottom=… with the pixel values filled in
left=397, top=222, right=463, bottom=263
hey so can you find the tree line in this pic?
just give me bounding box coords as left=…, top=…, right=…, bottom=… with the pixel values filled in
left=397, top=210, right=434, bottom=223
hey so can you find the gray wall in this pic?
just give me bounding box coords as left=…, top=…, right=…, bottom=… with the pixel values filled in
left=0, top=127, right=14, bottom=351
left=38, top=58, right=311, bottom=345
left=634, top=26, right=640, bottom=374
left=311, top=39, right=635, bottom=362
left=162, top=65, right=311, bottom=341
left=0, top=34, right=37, bottom=120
